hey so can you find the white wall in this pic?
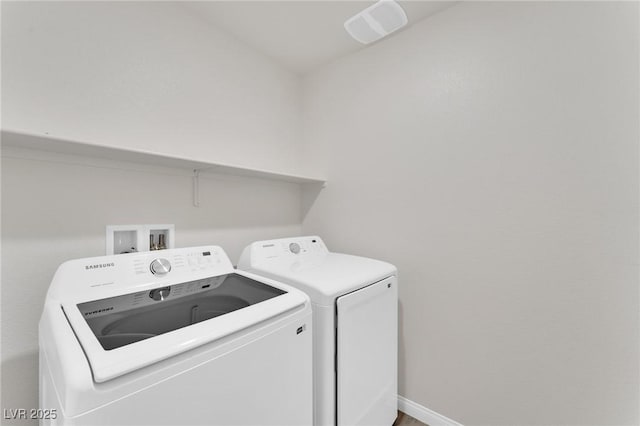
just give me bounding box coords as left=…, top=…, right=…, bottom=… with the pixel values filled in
left=1, top=1, right=302, bottom=174
left=1, top=2, right=304, bottom=422
left=301, top=2, right=639, bottom=425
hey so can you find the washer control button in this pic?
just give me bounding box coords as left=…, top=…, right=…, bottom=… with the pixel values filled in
left=150, top=258, right=172, bottom=275
left=289, top=243, right=301, bottom=254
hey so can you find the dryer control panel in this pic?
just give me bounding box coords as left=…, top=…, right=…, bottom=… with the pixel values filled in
left=242, top=236, right=329, bottom=265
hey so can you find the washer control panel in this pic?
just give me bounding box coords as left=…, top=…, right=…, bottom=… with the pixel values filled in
left=50, top=245, right=235, bottom=304
left=132, top=248, right=225, bottom=277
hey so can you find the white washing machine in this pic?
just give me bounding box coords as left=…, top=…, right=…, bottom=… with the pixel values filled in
left=237, top=236, right=397, bottom=426
left=39, top=245, right=313, bottom=425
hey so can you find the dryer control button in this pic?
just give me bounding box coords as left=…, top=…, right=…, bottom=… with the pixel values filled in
left=150, top=258, right=172, bottom=275
left=289, top=243, right=301, bottom=254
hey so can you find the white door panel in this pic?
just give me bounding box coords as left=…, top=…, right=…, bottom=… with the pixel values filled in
left=337, top=277, right=397, bottom=426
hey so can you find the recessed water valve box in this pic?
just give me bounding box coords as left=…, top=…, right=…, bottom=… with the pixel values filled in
left=106, top=224, right=175, bottom=255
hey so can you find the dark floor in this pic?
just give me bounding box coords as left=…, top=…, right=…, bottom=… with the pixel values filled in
left=394, top=411, right=428, bottom=426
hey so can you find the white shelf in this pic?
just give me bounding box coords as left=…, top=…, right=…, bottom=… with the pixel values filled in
left=1, top=130, right=326, bottom=186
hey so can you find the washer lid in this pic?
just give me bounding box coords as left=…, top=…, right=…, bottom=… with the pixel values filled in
left=46, top=246, right=308, bottom=383
left=243, top=253, right=396, bottom=306
left=63, top=271, right=306, bottom=383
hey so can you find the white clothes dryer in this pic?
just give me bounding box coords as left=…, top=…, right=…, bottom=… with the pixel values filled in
left=39, top=246, right=313, bottom=425
left=238, top=236, right=397, bottom=426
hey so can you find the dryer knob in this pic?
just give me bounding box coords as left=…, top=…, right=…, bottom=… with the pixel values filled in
left=289, top=243, right=301, bottom=254
left=150, top=258, right=172, bottom=275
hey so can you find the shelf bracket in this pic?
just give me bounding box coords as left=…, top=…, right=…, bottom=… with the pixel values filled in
left=192, top=169, right=200, bottom=207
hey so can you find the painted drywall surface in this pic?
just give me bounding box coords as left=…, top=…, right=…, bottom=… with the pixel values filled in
left=302, top=2, right=639, bottom=425
left=0, top=150, right=303, bottom=422
left=1, top=1, right=302, bottom=174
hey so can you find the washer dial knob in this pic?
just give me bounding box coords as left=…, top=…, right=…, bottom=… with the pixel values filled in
left=289, top=243, right=301, bottom=254
left=150, top=258, right=171, bottom=275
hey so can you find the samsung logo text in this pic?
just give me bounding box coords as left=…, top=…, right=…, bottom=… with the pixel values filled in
left=85, top=263, right=115, bottom=270
left=84, top=307, right=114, bottom=316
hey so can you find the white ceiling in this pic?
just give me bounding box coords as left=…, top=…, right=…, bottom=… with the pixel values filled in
left=181, top=1, right=455, bottom=74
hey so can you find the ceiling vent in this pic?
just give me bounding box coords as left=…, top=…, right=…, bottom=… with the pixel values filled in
left=344, top=0, right=408, bottom=45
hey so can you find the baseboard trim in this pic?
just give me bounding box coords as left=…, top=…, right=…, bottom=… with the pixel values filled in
left=397, top=396, right=463, bottom=426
